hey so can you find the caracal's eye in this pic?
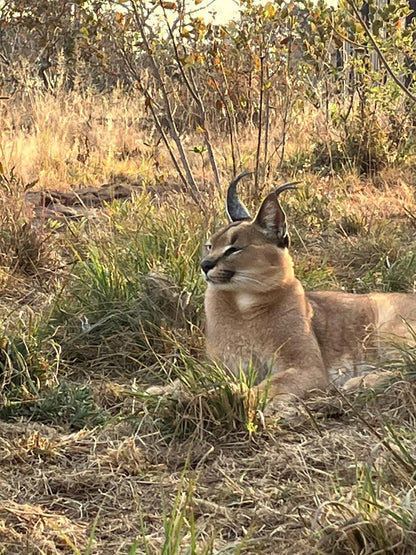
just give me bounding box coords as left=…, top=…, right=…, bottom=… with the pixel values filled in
left=224, top=246, right=242, bottom=257
left=205, top=244, right=212, bottom=252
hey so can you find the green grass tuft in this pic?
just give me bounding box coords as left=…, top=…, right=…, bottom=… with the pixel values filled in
left=0, top=381, right=107, bottom=430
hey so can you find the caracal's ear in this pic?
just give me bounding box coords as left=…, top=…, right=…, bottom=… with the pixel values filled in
left=254, top=182, right=299, bottom=248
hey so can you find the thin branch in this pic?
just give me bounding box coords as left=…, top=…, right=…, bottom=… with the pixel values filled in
left=160, top=1, right=221, bottom=191
left=279, top=35, right=293, bottom=171
left=211, top=76, right=238, bottom=175
left=263, top=61, right=271, bottom=184
left=117, top=38, right=193, bottom=198
left=131, top=0, right=203, bottom=205
left=189, top=70, right=222, bottom=190
left=254, top=53, right=264, bottom=194
left=328, top=15, right=371, bottom=49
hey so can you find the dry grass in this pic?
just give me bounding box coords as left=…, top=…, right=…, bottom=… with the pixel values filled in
left=1, top=88, right=167, bottom=190
left=1, top=382, right=416, bottom=554
left=2, top=88, right=416, bottom=553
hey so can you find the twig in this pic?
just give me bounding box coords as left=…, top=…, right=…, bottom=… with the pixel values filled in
left=254, top=53, right=264, bottom=194
left=211, top=74, right=239, bottom=175
left=279, top=34, right=294, bottom=171
left=161, top=1, right=221, bottom=192
left=117, top=40, right=194, bottom=200
left=131, top=0, right=203, bottom=206
left=263, top=61, right=271, bottom=185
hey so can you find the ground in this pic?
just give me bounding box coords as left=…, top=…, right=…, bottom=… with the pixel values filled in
left=2, top=93, right=416, bottom=554
left=2, top=381, right=416, bottom=554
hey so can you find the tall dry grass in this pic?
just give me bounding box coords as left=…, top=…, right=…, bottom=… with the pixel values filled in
left=0, top=86, right=332, bottom=195
left=1, top=87, right=171, bottom=189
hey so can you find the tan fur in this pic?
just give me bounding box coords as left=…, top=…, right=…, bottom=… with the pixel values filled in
left=202, top=194, right=416, bottom=403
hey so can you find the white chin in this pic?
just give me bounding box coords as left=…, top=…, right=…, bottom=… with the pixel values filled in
left=207, top=280, right=236, bottom=291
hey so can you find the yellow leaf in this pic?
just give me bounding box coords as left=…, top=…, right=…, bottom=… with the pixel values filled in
left=196, top=125, right=206, bottom=133
left=264, top=1, right=276, bottom=18
left=183, top=54, right=195, bottom=65
left=253, top=53, right=261, bottom=71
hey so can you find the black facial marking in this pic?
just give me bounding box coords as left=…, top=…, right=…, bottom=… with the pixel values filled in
left=214, top=269, right=235, bottom=282
left=227, top=221, right=247, bottom=230
left=223, top=246, right=241, bottom=257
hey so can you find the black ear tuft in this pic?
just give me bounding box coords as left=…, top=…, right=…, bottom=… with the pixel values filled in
left=282, top=234, right=290, bottom=249
left=226, top=171, right=252, bottom=222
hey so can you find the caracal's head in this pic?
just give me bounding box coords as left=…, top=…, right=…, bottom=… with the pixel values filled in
left=201, top=172, right=298, bottom=293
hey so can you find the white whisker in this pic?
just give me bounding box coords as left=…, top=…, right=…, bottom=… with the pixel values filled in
left=234, top=273, right=264, bottom=286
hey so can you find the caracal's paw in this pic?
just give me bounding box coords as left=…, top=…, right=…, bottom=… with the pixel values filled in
left=248, top=385, right=299, bottom=420
left=263, top=396, right=300, bottom=419
left=342, top=371, right=394, bottom=392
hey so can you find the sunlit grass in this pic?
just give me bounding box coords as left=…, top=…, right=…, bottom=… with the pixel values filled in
left=1, top=87, right=416, bottom=554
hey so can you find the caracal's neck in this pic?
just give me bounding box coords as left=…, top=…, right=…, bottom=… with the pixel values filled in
left=205, top=276, right=304, bottom=320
